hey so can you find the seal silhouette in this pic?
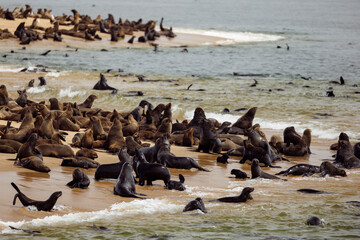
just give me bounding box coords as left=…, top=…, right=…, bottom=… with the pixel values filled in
left=251, top=159, right=286, bottom=180
left=93, top=74, right=117, bottom=91
left=11, top=182, right=62, bottom=211
left=216, top=187, right=254, bottom=203
left=183, top=197, right=207, bottom=213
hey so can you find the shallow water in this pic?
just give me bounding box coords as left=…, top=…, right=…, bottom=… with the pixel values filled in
left=0, top=0, right=360, bottom=239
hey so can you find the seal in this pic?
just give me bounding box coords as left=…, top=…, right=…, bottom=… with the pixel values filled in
left=0, top=84, right=9, bottom=105
left=39, top=113, right=55, bottom=140
left=251, top=159, right=286, bottom=180
left=133, top=148, right=171, bottom=186
left=158, top=135, right=209, bottom=171
left=75, top=148, right=98, bottom=159
left=240, top=140, right=278, bottom=168
left=122, top=114, right=139, bottom=137
left=182, top=127, right=194, bottom=147
left=275, top=164, right=320, bottom=177
left=138, top=133, right=167, bottom=163
left=36, top=144, right=74, bottom=158
left=66, top=168, right=90, bottom=188
left=0, top=144, right=17, bottom=153
left=319, top=161, right=347, bottom=177
left=306, top=216, right=324, bottom=226
left=113, top=162, right=145, bottom=198
left=93, top=74, right=117, bottom=91
left=197, top=119, right=222, bottom=154
left=94, top=147, right=130, bottom=180
left=281, top=126, right=310, bottom=156
left=14, top=156, right=50, bottom=172
left=183, top=197, right=207, bottom=213
left=61, top=157, right=100, bottom=169
left=154, top=117, right=172, bottom=140
left=125, top=136, right=142, bottom=156
left=105, top=118, right=125, bottom=153
left=217, top=153, right=229, bottom=164
left=90, top=116, right=107, bottom=140
left=353, top=142, right=360, bottom=159
left=335, top=140, right=360, bottom=168
left=232, top=107, right=257, bottom=129
left=167, top=174, right=186, bottom=191
left=81, top=128, right=94, bottom=149
left=16, top=133, right=41, bottom=160
left=297, top=189, right=330, bottom=194
left=216, top=187, right=254, bottom=203
left=11, top=182, right=61, bottom=211
left=230, top=169, right=248, bottom=179
left=78, top=94, right=97, bottom=109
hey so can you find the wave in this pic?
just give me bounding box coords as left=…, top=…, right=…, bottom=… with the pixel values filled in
left=58, top=87, right=86, bottom=98
left=0, top=199, right=180, bottom=234
left=26, top=86, right=46, bottom=94
left=175, top=28, right=284, bottom=45
left=0, top=65, right=24, bottom=73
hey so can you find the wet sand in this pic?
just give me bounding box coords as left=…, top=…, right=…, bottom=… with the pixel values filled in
left=0, top=17, right=225, bottom=51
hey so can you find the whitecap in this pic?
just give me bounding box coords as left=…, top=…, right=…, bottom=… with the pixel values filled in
left=27, top=86, right=46, bottom=94
left=58, top=87, right=86, bottom=98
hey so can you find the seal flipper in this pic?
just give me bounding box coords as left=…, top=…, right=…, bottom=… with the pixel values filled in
left=275, top=170, right=286, bottom=175
left=179, top=174, right=185, bottom=183
left=13, top=194, right=19, bottom=205
left=11, top=182, right=22, bottom=194
left=268, top=164, right=281, bottom=168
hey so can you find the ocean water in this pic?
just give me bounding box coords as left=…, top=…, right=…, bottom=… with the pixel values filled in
left=0, top=0, right=360, bottom=239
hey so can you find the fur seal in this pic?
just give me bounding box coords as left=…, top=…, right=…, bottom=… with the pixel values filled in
left=78, top=95, right=97, bottom=109
left=275, top=164, right=320, bottom=177
left=14, top=156, right=50, bottom=172
left=281, top=127, right=310, bottom=156
left=167, top=174, right=185, bottom=191
left=182, top=127, right=194, bottom=147
left=93, top=74, right=117, bottom=91
left=240, top=140, right=278, bottom=168
left=353, top=142, right=360, bottom=159
left=105, top=119, right=125, bottom=153
left=75, top=148, right=98, bottom=159
left=114, top=162, right=145, bottom=198
left=11, top=182, right=61, bottom=211
left=251, top=159, right=286, bottom=180
left=319, top=161, right=346, bottom=177
left=36, top=144, right=74, bottom=158
left=217, top=153, right=229, bottom=164
left=66, top=168, right=90, bottom=188
left=183, top=197, right=207, bottom=213
left=16, top=133, right=41, bottom=160
left=231, top=169, right=248, bottom=179
left=125, top=136, right=142, bottom=156
left=232, top=107, right=257, bottom=129
left=122, top=114, right=139, bottom=137
left=154, top=118, right=172, bottom=140
left=61, top=157, right=99, bottom=169
left=138, top=134, right=166, bottom=163
left=306, top=216, right=324, bottom=226
left=38, top=76, right=46, bottom=86
left=335, top=140, right=360, bottom=168
left=297, top=189, right=330, bottom=194
left=94, top=147, right=130, bottom=180
left=81, top=128, right=94, bottom=149
left=39, top=113, right=55, bottom=139
left=0, top=144, right=17, bottom=153
left=90, top=116, right=107, bottom=140
left=0, top=84, right=9, bottom=105
left=197, top=119, right=222, bottom=154
left=216, top=187, right=254, bottom=203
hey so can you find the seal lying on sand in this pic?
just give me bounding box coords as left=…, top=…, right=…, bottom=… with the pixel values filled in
left=275, top=164, right=320, bottom=176
left=215, top=187, right=254, bottom=203
left=61, top=157, right=100, bottom=169
left=66, top=168, right=90, bottom=188
left=11, top=182, right=61, bottom=211
left=14, top=156, right=50, bottom=172
left=183, top=197, right=207, bottom=213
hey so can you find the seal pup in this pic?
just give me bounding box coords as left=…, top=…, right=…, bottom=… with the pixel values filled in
left=93, top=74, right=117, bottom=91
left=114, top=162, right=145, bottom=198
left=36, top=144, right=74, bottom=158
left=66, top=168, right=90, bottom=188
left=11, top=182, right=61, bottom=211
left=183, top=197, right=207, bottom=213
left=231, top=169, right=248, bottom=179
left=306, top=216, right=324, bottom=226
left=319, top=161, right=347, bottom=177
left=75, top=148, right=98, bottom=159
left=216, top=187, right=254, bottom=203
left=167, top=174, right=185, bottom=191
left=275, top=164, right=320, bottom=177
left=217, top=153, right=229, bottom=164
left=251, top=159, right=286, bottom=180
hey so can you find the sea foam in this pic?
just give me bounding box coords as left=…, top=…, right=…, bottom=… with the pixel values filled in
left=58, top=87, right=86, bottom=98
left=175, top=28, right=284, bottom=45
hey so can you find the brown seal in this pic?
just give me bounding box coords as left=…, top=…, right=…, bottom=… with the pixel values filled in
left=49, top=98, right=61, bottom=110
left=39, top=113, right=55, bottom=139
left=125, top=136, right=142, bottom=156
left=0, top=145, right=17, bottom=153
left=66, top=168, right=90, bottom=188
left=113, top=162, right=145, bottom=198
left=81, top=128, right=94, bottom=149
left=16, top=133, right=41, bottom=160
left=216, top=187, right=254, bottom=203
left=320, top=161, right=346, bottom=177
left=0, top=84, right=9, bottom=105
left=14, top=156, right=50, bottom=172
left=182, top=127, right=194, bottom=147
left=90, top=116, right=107, bottom=140
left=122, top=114, right=139, bottom=137
left=197, top=119, right=222, bottom=154
left=36, top=144, right=74, bottom=158
left=0, top=139, right=22, bottom=152
left=335, top=140, right=360, bottom=169
left=75, top=148, right=98, bottom=159
left=61, top=157, right=100, bottom=169
left=105, top=118, right=125, bottom=153
left=251, top=159, right=286, bottom=180
left=78, top=94, right=97, bottom=109
left=232, top=107, right=257, bottom=129
left=11, top=182, right=61, bottom=211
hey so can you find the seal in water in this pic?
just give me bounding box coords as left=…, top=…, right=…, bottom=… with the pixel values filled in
left=11, top=182, right=62, bottom=211
left=275, top=164, right=320, bottom=177
left=335, top=140, right=360, bottom=169
left=66, top=168, right=90, bottom=188
left=216, top=187, right=254, bottom=203
left=217, top=153, right=229, bottom=164
left=93, top=74, right=117, bottom=91
left=306, top=216, right=324, bottom=226
left=113, top=162, right=145, bottom=198
left=251, top=159, right=286, bottom=180
left=231, top=169, right=248, bottom=179
left=319, top=161, right=347, bottom=177
left=183, top=197, right=207, bottom=213
left=167, top=174, right=186, bottom=191
left=297, top=189, right=331, bottom=194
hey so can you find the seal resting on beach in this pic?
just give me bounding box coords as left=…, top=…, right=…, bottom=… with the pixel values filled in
left=183, top=197, right=207, bottom=213
left=61, top=156, right=99, bottom=169
left=66, top=168, right=90, bottom=188
left=75, top=148, right=98, bottom=159
left=240, top=140, right=279, bottom=168
left=93, top=73, right=117, bottom=91
left=216, top=187, right=254, bottom=203
left=0, top=84, right=9, bottom=105
left=167, top=174, right=186, bottom=191
left=197, top=119, right=222, bottom=154
left=105, top=119, right=125, bottom=153
left=231, top=169, right=248, bottom=179
left=251, top=159, right=286, bottom=180
left=11, top=182, right=61, bottom=211
left=114, top=162, right=145, bottom=198
left=94, top=147, right=130, bottom=180
left=319, top=161, right=347, bottom=177
left=275, top=164, right=320, bottom=177
left=36, top=144, right=74, bottom=158
left=16, top=133, right=42, bottom=160
left=14, top=156, right=50, bottom=172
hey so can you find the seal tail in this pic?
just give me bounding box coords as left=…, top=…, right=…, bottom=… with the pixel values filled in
left=275, top=170, right=286, bottom=175
left=11, top=182, right=22, bottom=194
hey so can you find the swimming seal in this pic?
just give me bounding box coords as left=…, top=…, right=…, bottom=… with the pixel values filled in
left=251, top=159, right=286, bottom=180
left=306, top=216, right=324, bottom=226
left=183, top=197, right=207, bottom=213
left=275, top=164, right=320, bottom=177
left=11, top=182, right=61, bottom=211
left=113, top=162, right=145, bottom=198
left=353, top=142, right=360, bottom=159
left=167, top=174, right=186, bottom=191
left=66, top=168, right=90, bottom=188
left=93, top=74, right=117, bottom=91
left=297, top=189, right=331, bottom=194
left=216, top=187, right=254, bottom=203
left=335, top=140, right=360, bottom=168
left=319, top=161, right=347, bottom=177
